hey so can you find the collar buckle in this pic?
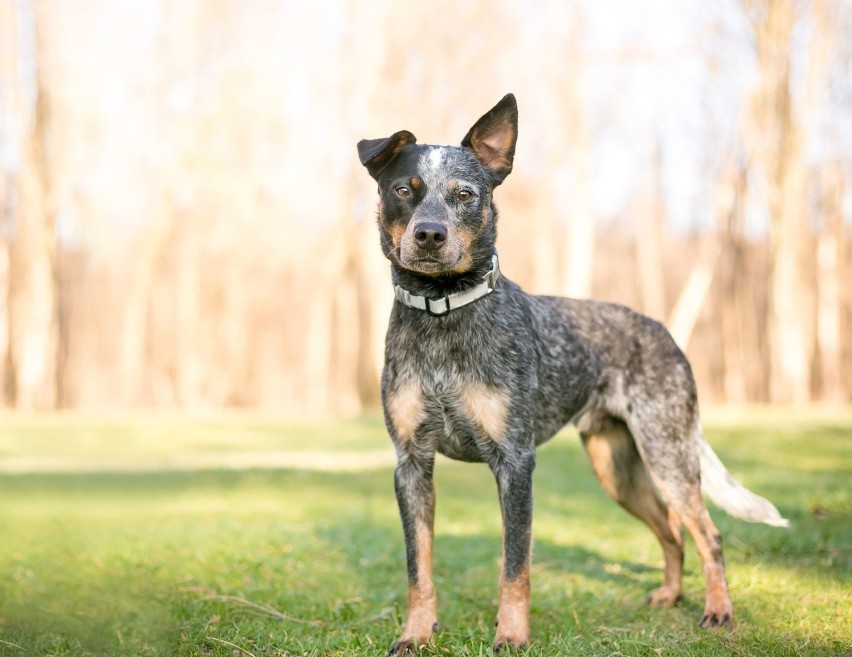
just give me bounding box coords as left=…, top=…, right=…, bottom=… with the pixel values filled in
left=425, top=297, right=450, bottom=316
left=483, top=253, right=499, bottom=289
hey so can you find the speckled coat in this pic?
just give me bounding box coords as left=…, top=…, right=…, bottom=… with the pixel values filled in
left=357, top=94, right=787, bottom=655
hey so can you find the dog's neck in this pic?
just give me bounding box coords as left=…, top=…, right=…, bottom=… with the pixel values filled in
left=391, top=251, right=499, bottom=315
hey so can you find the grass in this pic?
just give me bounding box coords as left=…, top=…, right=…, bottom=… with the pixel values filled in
left=0, top=410, right=849, bottom=656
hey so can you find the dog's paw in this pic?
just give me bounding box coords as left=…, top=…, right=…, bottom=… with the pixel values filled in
left=699, top=608, right=733, bottom=629
left=492, top=637, right=528, bottom=653
left=645, top=586, right=682, bottom=608
left=387, top=639, right=417, bottom=655
left=388, top=622, right=440, bottom=654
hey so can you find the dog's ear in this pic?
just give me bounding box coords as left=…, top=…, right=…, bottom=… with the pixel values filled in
left=357, top=130, right=417, bottom=181
left=461, top=93, right=518, bottom=185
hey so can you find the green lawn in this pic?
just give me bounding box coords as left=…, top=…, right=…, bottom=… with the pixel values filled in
left=0, top=411, right=849, bottom=656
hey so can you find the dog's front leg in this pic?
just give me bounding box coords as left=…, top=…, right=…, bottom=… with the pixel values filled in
left=389, top=453, right=438, bottom=655
left=492, top=449, right=536, bottom=652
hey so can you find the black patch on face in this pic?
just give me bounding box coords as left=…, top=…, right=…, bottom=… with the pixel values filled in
left=373, top=144, right=497, bottom=281
left=356, top=95, right=518, bottom=293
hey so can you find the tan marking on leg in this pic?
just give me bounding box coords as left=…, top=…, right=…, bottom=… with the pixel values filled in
left=494, top=565, right=530, bottom=649
left=647, top=507, right=684, bottom=607
left=386, top=381, right=424, bottom=444
left=398, top=520, right=437, bottom=649
left=684, top=508, right=734, bottom=628
left=679, top=490, right=732, bottom=628
left=460, top=382, right=511, bottom=441
left=583, top=431, right=620, bottom=498
left=629, top=470, right=683, bottom=607
left=583, top=426, right=684, bottom=607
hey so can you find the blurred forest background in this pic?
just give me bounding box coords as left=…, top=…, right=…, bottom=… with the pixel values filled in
left=0, top=0, right=850, bottom=415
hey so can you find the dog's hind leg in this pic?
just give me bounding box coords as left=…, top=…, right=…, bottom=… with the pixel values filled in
left=626, top=418, right=733, bottom=629
left=673, top=487, right=732, bottom=628
left=580, top=418, right=684, bottom=608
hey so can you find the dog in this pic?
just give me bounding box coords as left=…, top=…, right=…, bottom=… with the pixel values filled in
left=357, top=94, right=787, bottom=654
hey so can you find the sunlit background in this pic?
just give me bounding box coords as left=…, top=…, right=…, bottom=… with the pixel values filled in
left=1, top=0, right=850, bottom=415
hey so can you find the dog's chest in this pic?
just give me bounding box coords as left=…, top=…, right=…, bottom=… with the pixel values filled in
left=383, top=298, right=536, bottom=461
left=422, top=367, right=514, bottom=462
left=384, top=319, right=526, bottom=462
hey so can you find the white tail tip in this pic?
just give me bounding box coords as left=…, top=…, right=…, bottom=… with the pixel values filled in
left=698, top=436, right=790, bottom=528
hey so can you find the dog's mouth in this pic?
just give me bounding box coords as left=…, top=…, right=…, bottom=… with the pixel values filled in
left=399, top=254, right=464, bottom=276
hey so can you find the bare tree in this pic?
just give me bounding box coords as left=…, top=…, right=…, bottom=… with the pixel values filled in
left=334, top=0, right=396, bottom=412
left=561, top=10, right=596, bottom=299
left=816, top=162, right=846, bottom=402
left=635, top=139, right=668, bottom=321
left=0, top=0, right=845, bottom=413
left=715, top=159, right=751, bottom=402
left=0, top=0, right=58, bottom=409
left=746, top=0, right=815, bottom=404
left=809, top=0, right=846, bottom=403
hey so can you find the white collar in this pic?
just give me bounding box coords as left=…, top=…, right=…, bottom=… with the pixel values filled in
left=393, top=253, right=499, bottom=316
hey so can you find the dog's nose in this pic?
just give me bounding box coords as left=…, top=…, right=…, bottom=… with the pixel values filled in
left=413, top=222, right=447, bottom=250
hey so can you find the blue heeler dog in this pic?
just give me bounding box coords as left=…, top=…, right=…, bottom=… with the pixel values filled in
left=357, top=94, right=787, bottom=654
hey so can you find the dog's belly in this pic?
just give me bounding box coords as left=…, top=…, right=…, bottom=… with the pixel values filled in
left=435, top=437, right=485, bottom=462
left=433, top=414, right=486, bottom=462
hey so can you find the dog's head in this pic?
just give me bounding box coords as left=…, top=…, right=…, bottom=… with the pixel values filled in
left=357, top=94, right=517, bottom=276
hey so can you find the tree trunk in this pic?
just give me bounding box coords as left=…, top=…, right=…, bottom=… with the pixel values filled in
left=717, top=162, right=750, bottom=403
left=562, top=13, right=595, bottom=299
left=531, top=196, right=560, bottom=295
left=816, top=163, right=845, bottom=403
left=748, top=0, right=815, bottom=404
left=1, top=0, right=58, bottom=410
left=304, top=266, right=335, bottom=413
left=0, top=244, right=9, bottom=406
left=337, top=0, right=395, bottom=410
left=808, top=1, right=845, bottom=403
left=668, top=236, right=720, bottom=352
left=635, top=140, right=667, bottom=321
left=330, top=253, right=364, bottom=416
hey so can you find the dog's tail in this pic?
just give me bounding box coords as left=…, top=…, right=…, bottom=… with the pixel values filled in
left=698, top=435, right=789, bottom=527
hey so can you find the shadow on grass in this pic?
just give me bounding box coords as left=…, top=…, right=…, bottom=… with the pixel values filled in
left=312, top=513, right=847, bottom=657
left=0, top=563, right=178, bottom=656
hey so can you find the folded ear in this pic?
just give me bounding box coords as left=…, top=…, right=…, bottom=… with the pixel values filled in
left=461, top=94, right=518, bottom=185
left=356, top=130, right=417, bottom=180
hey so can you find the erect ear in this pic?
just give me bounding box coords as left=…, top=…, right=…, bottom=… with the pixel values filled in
left=461, top=93, right=518, bottom=185
left=356, top=130, right=417, bottom=181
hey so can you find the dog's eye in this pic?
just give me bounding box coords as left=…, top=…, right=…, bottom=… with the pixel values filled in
left=395, top=186, right=411, bottom=198
left=458, top=189, right=474, bottom=201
